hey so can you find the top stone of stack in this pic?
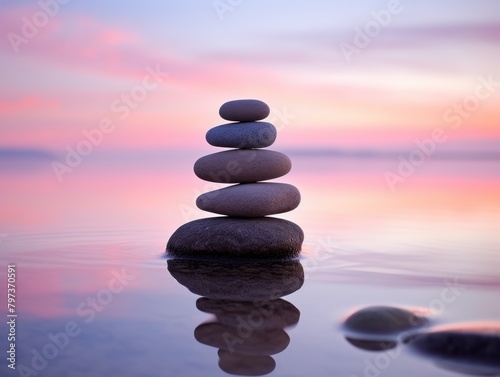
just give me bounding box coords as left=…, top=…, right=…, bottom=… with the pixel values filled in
left=219, top=99, right=270, bottom=122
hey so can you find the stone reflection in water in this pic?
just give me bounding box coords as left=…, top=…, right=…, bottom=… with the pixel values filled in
left=344, top=337, right=397, bottom=352
left=217, top=350, right=276, bottom=376
left=167, top=258, right=304, bottom=301
left=167, top=259, right=304, bottom=376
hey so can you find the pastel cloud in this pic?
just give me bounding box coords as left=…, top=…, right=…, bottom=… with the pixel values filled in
left=379, top=23, right=500, bottom=46
left=0, top=95, right=59, bottom=114
left=0, top=3, right=499, bottom=152
left=0, top=9, right=301, bottom=111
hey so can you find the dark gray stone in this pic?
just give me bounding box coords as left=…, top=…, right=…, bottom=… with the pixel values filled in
left=166, top=217, right=303, bottom=260
left=196, top=183, right=301, bottom=217
left=219, top=99, right=270, bottom=122
left=193, top=149, right=291, bottom=183
left=206, top=121, right=276, bottom=149
left=406, top=325, right=500, bottom=370
left=167, top=258, right=304, bottom=301
left=344, top=306, right=428, bottom=335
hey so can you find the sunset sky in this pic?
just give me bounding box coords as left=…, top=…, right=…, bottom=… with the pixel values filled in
left=1, top=0, right=499, bottom=155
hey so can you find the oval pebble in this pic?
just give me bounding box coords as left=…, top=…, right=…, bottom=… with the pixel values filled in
left=166, top=217, right=304, bottom=260
left=344, top=306, right=428, bottom=335
left=206, top=121, right=276, bottom=149
left=406, top=323, right=500, bottom=371
left=194, top=149, right=291, bottom=183
left=219, top=99, right=270, bottom=122
left=196, top=182, right=300, bottom=217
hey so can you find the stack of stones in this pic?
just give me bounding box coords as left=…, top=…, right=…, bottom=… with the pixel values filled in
left=167, top=99, right=303, bottom=260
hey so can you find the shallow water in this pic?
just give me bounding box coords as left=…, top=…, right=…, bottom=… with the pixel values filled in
left=1, top=151, right=499, bottom=376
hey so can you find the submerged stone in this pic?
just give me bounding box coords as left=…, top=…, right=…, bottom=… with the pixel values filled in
left=344, top=306, right=429, bottom=335
left=406, top=323, right=500, bottom=372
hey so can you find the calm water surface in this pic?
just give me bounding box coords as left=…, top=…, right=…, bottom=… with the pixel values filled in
left=1, top=151, right=499, bottom=376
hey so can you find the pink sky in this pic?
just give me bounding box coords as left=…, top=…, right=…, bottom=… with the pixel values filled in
left=1, top=1, right=499, bottom=153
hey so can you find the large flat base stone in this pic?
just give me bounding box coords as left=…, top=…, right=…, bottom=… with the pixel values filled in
left=166, top=217, right=303, bottom=260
